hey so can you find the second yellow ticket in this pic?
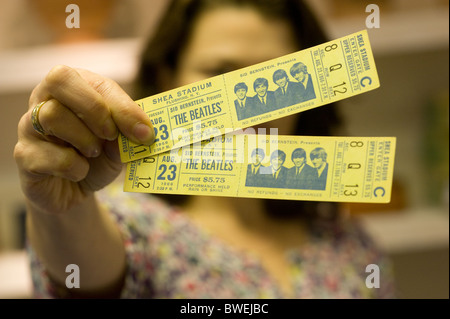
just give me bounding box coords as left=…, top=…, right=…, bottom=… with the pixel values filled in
left=124, top=135, right=396, bottom=203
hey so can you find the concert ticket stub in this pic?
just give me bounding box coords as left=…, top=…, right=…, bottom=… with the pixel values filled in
left=124, top=135, right=396, bottom=203
left=119, top=30, right=379, bottom=163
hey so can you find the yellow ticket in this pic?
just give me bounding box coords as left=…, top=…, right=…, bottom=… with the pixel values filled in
left=119, top=30, right=379, bottom=162
left=124, top=135, right=396, bottom=203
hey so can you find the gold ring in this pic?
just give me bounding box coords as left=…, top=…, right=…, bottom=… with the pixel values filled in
left=31, top=101, right=48, bottom=136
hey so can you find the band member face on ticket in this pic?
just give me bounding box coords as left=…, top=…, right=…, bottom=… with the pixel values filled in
left=271, top=151, right=286, bottom=170
left=293, top=70, right=306, bottom=83
left=235, top=87, right=247, bottom=101
left=311, top=149, right=327, bottom=169
left=292, top=155, right=306, bottom=167
left=274, top=75, right=288, bottom=90
left=173, top=6, right=300, bottom=135
left=255, top=82, right=268, bottom=97
left=252, top=150, right=264, bottom=165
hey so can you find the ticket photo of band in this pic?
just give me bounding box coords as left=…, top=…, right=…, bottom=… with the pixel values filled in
left=125, top=134, right=396, bottom=203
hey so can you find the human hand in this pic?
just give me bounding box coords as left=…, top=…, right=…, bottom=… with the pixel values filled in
left=14, top=65, right=155, bottom=214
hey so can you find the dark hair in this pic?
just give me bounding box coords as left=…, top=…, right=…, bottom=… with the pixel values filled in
left=136, top=0, right=335, bottom=98
left=290, top=62, right=308, bottom=76
left=310, top=147, right=328, bottom=161
left=234, top=82, right=248, bottom=93
left=273, top=69, right=288, bottom=83
left=270, top=150, right=286, bottom=162
left=253, top=78, right=269, bottom=91
left=135, top=0, right=342, bottom=221
left=291, top=148, right=307, bottom=160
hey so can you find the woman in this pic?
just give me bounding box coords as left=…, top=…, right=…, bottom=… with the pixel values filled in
left=15, top=0, right=395, bottom=298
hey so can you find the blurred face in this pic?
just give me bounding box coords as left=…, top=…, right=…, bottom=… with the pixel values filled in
left=292, top=156, right=305, bottom=167
left=174, top=6, right=300, bottom=135
left=312, top=157, right=325, bottom=169
left=255, top=84, right=268, bottom=97
left=252, top=153, right=263, bottom=165
left=236, top=88, right=247, bottom=100
left=271, top=156, right=284, bottom=170
left=275, top=76, right=287, bottom=88
left=294, top=71, right=306, bottom=83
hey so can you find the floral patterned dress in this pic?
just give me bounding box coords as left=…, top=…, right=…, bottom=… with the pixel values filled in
left=28, top=183, right=396, bottom=298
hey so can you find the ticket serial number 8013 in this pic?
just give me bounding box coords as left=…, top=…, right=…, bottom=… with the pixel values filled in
left=124, top=135, right=396, bottom=203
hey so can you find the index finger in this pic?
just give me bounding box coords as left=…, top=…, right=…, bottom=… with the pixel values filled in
left=77, top=68, right=155, bottom=145
left=32, top=65, right=154, bottom=145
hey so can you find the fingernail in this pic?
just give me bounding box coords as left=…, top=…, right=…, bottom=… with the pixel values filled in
left=90, top=146, right=101, bottom=158
left=103, top=118, right=118, bottom=141
left=133, top=122, right=155, bottom=144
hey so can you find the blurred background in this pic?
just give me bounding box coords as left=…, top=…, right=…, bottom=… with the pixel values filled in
left=0, top=0, right=448, bottom=298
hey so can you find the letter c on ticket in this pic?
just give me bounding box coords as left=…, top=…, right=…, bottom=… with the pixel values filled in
left=360, top=76, right=372, bottom=87
left=373, top=187, right=385, bottom=197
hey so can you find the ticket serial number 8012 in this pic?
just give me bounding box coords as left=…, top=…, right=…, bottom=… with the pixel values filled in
left=119, top=30, right=380, bottom=163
